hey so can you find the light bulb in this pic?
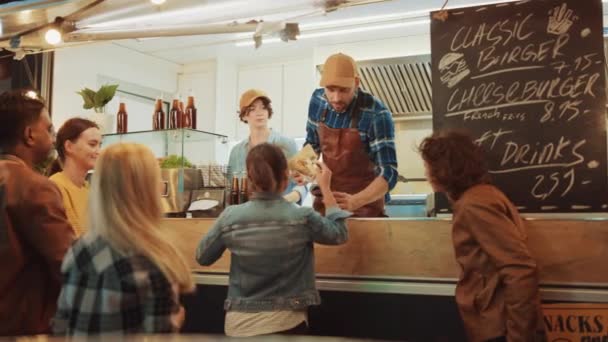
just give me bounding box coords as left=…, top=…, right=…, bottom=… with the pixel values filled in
left=25, top=90, right=38, bottom=99
left=150, top=0, right=166, bottom=4
left=44, top=28, right=62, bottom=45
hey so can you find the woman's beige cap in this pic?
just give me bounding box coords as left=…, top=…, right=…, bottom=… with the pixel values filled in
left=239, top=89, right=270, bottom=111
left=320, top=53, right=359, bottom=88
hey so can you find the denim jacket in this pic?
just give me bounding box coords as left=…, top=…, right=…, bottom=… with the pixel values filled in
left=196, top=192, right=350, bottom=312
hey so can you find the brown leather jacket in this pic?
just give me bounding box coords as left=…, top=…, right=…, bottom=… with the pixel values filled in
left=451, top=184, right=544, bottom=342
left=0, top=155, right=74, bottom=336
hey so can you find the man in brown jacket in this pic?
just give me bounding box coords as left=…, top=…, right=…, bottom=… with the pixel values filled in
left=0, top=90, right=74, bottom=335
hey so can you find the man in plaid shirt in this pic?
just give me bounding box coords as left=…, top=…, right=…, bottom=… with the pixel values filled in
left=304, top=53, right=398, bottom=217
left=52, top=233, right=183, bottom=335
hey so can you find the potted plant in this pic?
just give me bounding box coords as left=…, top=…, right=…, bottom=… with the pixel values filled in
left=77, top=84, right=119, bottom=134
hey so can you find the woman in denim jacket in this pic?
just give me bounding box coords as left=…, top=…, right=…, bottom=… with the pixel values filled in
left=197, top=143, right=350, bottom=337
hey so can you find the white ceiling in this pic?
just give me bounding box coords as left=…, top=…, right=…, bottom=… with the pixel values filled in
left=105, top=0, right=527, bottom=65
left=3, top=0, right=607, bottom=65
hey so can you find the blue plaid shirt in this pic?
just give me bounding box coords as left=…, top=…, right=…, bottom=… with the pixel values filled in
left=306, top=88, right=398, bottom=200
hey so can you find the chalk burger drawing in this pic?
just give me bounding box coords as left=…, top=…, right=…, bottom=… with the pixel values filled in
left=439, top=52, right=471, bottom=88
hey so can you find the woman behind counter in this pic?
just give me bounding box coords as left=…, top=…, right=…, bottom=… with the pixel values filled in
left=197, top=143, right=350, bottom=337
left=49, top=118, right=101, bottom=237
left=418, top=130, right=544, bottom=342
left=53, top=143, right=194, bottom=335
left=228, top=89, right=307, bottom=203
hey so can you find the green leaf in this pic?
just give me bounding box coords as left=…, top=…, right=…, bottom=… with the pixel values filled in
left=161, top=155, right=193, bottom=168
left=94, top=84, right=119, bottom=107
left=77, top=88, right=96, bottom=109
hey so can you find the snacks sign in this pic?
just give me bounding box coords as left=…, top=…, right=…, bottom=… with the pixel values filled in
left=544, top=303, right=608, bottom=341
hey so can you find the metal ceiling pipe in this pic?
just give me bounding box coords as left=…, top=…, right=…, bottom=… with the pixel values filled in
left=63, top=22, right=260, bottom=42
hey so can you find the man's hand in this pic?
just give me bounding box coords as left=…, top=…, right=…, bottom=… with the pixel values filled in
left=333, top=192, right=362, bottom=212
left=291, top=171, right=308, bottom=186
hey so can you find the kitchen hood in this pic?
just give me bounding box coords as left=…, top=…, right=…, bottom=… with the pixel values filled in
left=318, top=54, right=433, bottom=117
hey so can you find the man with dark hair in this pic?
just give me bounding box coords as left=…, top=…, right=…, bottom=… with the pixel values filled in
left=0, top=90, right=74, bottom=335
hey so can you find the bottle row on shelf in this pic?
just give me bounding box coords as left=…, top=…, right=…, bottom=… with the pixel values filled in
left=115, top=96, right=198, bottom=134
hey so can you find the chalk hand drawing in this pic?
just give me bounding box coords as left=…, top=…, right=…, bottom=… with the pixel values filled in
left=439, top=52, right=470, bottom=88
left=547, top=3, right=574, bottom=35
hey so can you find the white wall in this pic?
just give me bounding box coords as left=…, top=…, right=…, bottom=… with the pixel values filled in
left=52, top=42, right=180, bottom=128
left=313, top=34, right=431, bottom=66
left=187, top=33, right=434, bottom=188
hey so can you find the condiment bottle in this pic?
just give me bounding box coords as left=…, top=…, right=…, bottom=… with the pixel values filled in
left=230, top=176, right=239, bottom=205
left=153, top=98, right=165, bottom=130
left=116, top=102, right=128, bottom=133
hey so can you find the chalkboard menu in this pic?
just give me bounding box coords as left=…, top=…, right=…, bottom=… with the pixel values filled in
left=431, top=0, right=607, bottom=212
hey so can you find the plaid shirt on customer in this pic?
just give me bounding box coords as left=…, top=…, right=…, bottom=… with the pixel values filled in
left=53, top=233, right=182, bottom=336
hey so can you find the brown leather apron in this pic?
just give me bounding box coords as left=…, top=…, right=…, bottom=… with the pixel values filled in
left=313, top=97, right=385, bottom=217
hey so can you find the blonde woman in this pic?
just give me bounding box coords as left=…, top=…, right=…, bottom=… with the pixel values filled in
left=49, top=118, right=101, bottom=237
left=53, top=143, right=194, bottom=335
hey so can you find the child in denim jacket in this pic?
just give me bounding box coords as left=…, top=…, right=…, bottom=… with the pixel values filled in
left=197, top=143, right=350, bottom=337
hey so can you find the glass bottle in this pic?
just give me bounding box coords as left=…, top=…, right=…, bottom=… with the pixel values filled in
left=168, top=99, right=182, bottom=129
left=230, top=176, right=239, bottom=205
left=178, top=101, right=185, bottom=128
left=184, top=96, right=197, bottom=129
left=239, top=174, right=248, bottom=204
left=152, top=99, right=165, bottom=130
left=116, top=102, right=128, bottom=133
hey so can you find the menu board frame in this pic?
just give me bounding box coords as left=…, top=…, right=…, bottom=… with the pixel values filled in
left=431, top=0, right=608, bottom=213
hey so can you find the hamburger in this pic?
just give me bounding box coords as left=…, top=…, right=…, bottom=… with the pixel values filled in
left=438, top=52, right=470, bottom=88
left=288, top=145, right=319, bottom=179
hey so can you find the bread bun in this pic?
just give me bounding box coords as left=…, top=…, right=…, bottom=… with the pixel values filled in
left=288, top=145, right=319, bottom=178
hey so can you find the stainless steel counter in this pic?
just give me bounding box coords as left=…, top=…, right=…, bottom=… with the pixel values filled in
left=192, top=273, right=608, bottom=303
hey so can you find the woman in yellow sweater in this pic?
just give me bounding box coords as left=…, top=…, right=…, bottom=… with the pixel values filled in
left=50, top=118, right=101, bottom=237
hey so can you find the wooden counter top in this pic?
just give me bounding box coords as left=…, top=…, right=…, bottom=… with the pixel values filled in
left=160, top=218, right=608, bottom=286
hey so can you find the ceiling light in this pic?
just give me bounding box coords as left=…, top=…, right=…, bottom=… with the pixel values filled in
left=44, top=28, right=62, bottom=45
left=150, top=0, right=166, bottom=4
left=25, top=90, right=38, bottom=99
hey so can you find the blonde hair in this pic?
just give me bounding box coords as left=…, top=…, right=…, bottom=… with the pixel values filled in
left=88, top=143, right=194, bottom=292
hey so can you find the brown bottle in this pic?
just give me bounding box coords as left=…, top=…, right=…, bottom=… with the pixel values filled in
left=168, top=99, right=182, bottom=129
left=239, top=176, right=248, bottom=203
left=116, top=102, right=128, bottom=133
left=230, top=176, right=239, bottom=205
left=178, top=101, right=185, bottom=128
left=153, top=99, right=165, bottom=130
left=184, top=96, right=197, bottom=129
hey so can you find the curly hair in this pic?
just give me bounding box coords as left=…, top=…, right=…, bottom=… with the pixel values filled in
left=239, top=97, right=273, bottom=123
left=418, top=130, right=491, bottom=201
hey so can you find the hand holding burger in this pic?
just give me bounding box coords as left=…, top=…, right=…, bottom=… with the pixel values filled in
left=288, top=145, right=320, bottom=183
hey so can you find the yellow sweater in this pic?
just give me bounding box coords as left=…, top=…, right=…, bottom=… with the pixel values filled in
left=49, top=171, right=89, bottom=237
